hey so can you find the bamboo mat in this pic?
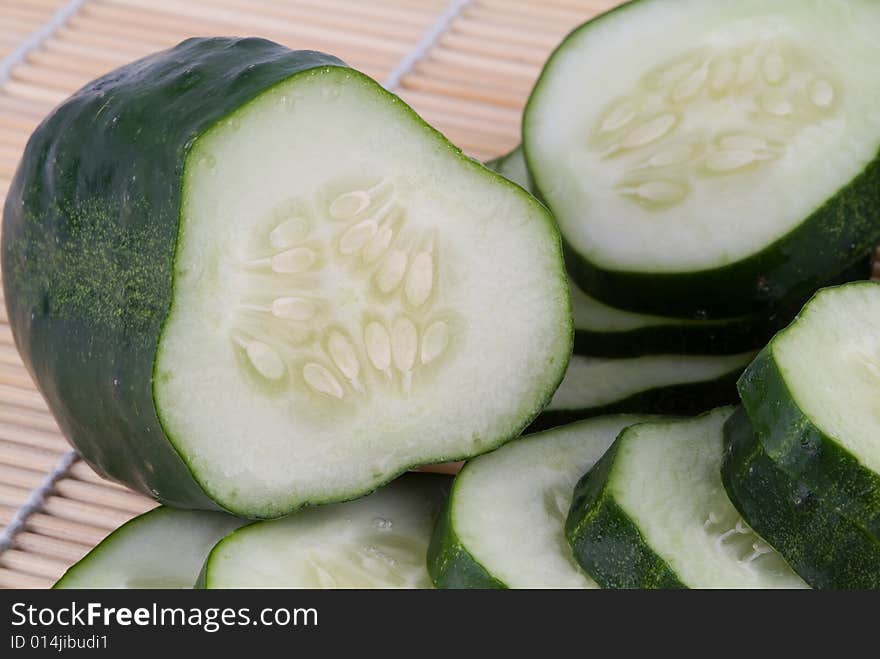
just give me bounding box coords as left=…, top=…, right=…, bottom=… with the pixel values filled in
left=0, top=0, right=622, bottom=588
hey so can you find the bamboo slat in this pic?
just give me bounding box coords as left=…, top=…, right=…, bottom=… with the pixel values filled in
left=0, top=0, right=619, bottom=587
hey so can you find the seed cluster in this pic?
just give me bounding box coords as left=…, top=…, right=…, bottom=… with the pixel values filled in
left=233, top=178, right=454, bottom=400
left=592, top=41, right=838, bottom=209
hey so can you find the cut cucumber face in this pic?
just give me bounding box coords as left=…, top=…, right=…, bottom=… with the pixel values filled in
left=530, top=351, right=752, bottom=431
left=722, top=282, right=880, bottom=588
left=525, top=0, right=880, bottom=317
left=201, top=474, right=448, bottom=588
left=2, top=38, right=570, bottom=518
left=566, top=408, right=807, bottom=588
left=54, top=507, right=247, bottom=589
left=428, top=415, right=651, bottom=588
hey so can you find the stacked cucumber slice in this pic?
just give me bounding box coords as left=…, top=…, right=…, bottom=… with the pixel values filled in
left=529, top=352, right=753, bottom=432
left=2, top=1, right=877, bottom=589
left=429, top=415, right=651, bottom=588
left=200, top=475, right=448, bottom=588
left=54, top=508, right=248, bottom=589
left=722, top=283, right=880, bottom=588
left=567, top=409, right=806, bottom=588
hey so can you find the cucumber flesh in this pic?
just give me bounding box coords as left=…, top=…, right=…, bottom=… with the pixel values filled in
left=723, top=281, right=880, bottom=588
left=525, top=0, right=880, bottom=316
left=532, top=351, right=752, bottom=429
left=566, top=408, right=807, bottom=588
left=429, top=415, right=652, bottom=588
left=157, top=68, right=570, bottom=516
left=54, top=507, right=247, bottom=588
left=2, top=39, right=571, bottom=518
left=202, top=474, right=448, bottom=588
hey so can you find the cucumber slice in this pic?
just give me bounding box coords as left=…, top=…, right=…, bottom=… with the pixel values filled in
left=530, top=351, right=753, bottom=431
left=428, top=415, right=651, bottom=588
left=485, top=146, right=535, bottom=194
left=572, top=253, right=873, bottom=357
left=201, top=474, right=448, bottom=588
left=570, top=278, right=777, bottom=357
left=484, top=148, right=872, bottom=355
left=54, top=507, right=247, bottom=589
left=722, top=282, right=880, bottom=588
left=524, top=0, right=880, bottom=317
left=2, top=38, right=570, bottom=517
left=566, top=408, right=807, bottom=588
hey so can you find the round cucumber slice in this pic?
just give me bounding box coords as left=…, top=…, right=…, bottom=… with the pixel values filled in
left=524, top=0, right=880, bottom=317
left=428, top=415, right=652, bottom=588
left=566, top=408, right=807, bottom=588
left=723, top=282, right=880, bottom=588
left=54, top=507, right=247, bottom=589
left=201, top=474, right=448, bottom=588
left=2, top=38, right=570, bottom=518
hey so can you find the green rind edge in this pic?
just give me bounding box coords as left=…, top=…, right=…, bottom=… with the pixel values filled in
left=2, top=38, right=347, bottom=513
left=426, top=476, right=507, bottom=589
left=722, top=407, right=880, bottom=589
left=565, top=438, right=686, bottom=589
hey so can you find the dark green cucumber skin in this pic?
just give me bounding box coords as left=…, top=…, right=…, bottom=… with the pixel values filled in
left=524, top=0, right=880, bottom=319
left=526, top=367, right=741, bottom=433
left=722, top=408, right=880, bottom=589
left=1, top=38, right=346, bottom=512
left=565, top=440, right=685, bottom=589
left=722, top=340, right=880, bottom=588
left=426, top=490, right=507, bottom=589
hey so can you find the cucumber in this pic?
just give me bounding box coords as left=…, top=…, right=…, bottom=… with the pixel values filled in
left=54, top=507, right=247, bottom=588
left=484, top=152, right=872, bottom=357
left=524, top=0, right=880, bottom=318
left=200, top=474, right=448, bottom=588
left=485, top=146, right=535, bottom=194
left=721, top=282, right=880, bottom=588
left=566, top=408, right=807, bottom=588
left=571, top=257, right=872, bottom=357
left=428, top=415, right=651, bottom=588
left=530, top=351, right=753, bottom=431
left=570, top=278, right=780, bottom=357
left=2, top=38, right=571, bottom=518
